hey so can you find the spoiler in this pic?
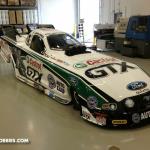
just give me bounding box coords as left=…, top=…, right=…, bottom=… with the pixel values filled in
left=26, top=24, right=55, bottom=33
left=0, top=25, right=18, bottom=41
left=0, top=24, right=55, bottom=41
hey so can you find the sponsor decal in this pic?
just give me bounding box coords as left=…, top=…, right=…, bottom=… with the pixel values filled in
left=136, top=88, right=149, bottom=95
left=93, top=113, right=107, bottom=126
left=141, top=111, right=150, bottom=120
left=82, top=111, right=91, bottom=120
left=87, top=96, right=98, bottom=109
left=56, top=81, right=65, bottom=94
left=81, top=106, right=92, bottom=120
left=74, top=58, right=117, bottom=69
left=41, top=51, right=50, bottom=58
left=85, top=62, right=135, bottom=79
left=86, top=58, right=116, bottom=65
left=102, top=103, right=117, bottom=111
left=26, top=56, right=43, bottom=71
left=132, top=113, right=141, bottom=124
left=50, top=56, right=69, bottom=66
left=74, top=63, right=87, bottom=69
left=50, top=56, right=57, bottom=61
left=127, top=81, right=147, bottom=91
left=47, top=75, right=65, bottom=93
left=112, top=120, right=127, bottom=125
left=27, top=66, right=43, bottom=83
left=47, top=74, right=56, bottom=89
left=69, top=77, right=78, bottom=86
left=102, top=103, right=110, bottom=110
left=96, top=116, right=106, bottom=126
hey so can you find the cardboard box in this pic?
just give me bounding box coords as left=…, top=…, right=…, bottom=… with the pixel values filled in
left=16, top=10, right=24, bottom=24
left=0, top=0, right=7, bottom=5
left=20, top=0, right=36, bottom=6
left=8, top=10, right=16, bottom=24
left=8, top=0, right=19, bottom=5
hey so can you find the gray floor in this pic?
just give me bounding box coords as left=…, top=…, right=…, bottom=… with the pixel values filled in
left=0, top=52, right=150, bottom=150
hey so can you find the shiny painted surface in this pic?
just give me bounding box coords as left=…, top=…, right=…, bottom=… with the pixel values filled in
left=0, top=52, right=150, bottom=150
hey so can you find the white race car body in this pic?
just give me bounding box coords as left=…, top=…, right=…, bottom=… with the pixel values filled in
left=1, top=27, right=150, bottom=127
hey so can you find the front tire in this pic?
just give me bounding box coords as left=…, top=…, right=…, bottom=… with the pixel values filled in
left=72, top=90, right=81, bottom=110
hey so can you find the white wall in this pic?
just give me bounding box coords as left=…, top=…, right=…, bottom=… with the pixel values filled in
left=100, top=0, right=115, bottom=24
left=38, top=0, right=76, bottom=33
left=80, top=0, right=99, bottom=41
left=38, top=0, right=150, bottom=39
left=120, top=0, right=150, bottom=16
left=101, top=0, right=150, bottom=24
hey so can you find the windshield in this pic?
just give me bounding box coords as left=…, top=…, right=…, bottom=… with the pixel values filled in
left=47, top=33, right=81, bottom=50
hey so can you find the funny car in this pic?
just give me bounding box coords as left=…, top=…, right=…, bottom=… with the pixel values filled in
left=0, top=25, right=150, bottom=128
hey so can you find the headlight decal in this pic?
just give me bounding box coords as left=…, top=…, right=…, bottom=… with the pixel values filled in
left=125, top=98, right=135, bottom=108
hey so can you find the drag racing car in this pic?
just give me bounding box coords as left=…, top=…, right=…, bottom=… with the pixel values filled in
left=0, top=25, right=150, bottom=128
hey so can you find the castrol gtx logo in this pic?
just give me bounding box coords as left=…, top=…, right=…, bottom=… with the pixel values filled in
left=85, top=62, right=135, bottom=79
left=127, top=81, right=147, bottom=91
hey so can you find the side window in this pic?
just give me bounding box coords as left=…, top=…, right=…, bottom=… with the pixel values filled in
left=30, top=35, right=45, bottom=54
left=131, top=21, right=137, bottom=31
left=131, top=17, right=148, bottom=33
left=137, top=17, right=148, bottom=32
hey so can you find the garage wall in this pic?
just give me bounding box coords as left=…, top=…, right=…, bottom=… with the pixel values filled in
left=80, top=0, right=99, bottom=41
left=38, top=0, right=76, bottom=33
left=100, top=0, right=115, bottom=24
left=37, top=0, right=150, bottom=37
left=102, top=0, right=150, bottom=24
left=118, top=0, right=150, bottom=16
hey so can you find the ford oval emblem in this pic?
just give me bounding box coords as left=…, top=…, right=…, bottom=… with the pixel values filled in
left=127, top=81, right=147, bottom=91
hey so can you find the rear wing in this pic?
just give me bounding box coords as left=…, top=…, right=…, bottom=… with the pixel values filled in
left=0, top=24, right=55, bottom=41
left=26, top=24, right=55, bottom=33
left=0, top=25, right=18, bottom=41
left=0, top=24, right=55, bottom=63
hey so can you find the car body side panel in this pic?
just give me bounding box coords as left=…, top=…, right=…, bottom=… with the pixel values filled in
left=0, top=36, right=109, bottom=108
left=27, top=50, right=110, bottom=107
left=0, top=38, right=72, bottom=104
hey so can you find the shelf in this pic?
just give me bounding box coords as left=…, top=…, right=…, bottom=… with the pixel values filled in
left=0, top=6, right=37, bottom=10
left=0, top=0, right=39, bottom=24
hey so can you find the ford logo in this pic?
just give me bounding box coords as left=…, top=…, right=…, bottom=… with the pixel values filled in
left=127, top=81, right=147, bottom=91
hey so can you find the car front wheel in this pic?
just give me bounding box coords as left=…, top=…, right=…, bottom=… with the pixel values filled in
left=72, top=90, right=81, bottom=110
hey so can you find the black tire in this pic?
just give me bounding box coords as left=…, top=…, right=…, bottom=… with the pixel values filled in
left=71, top=90, right=81, bottom=110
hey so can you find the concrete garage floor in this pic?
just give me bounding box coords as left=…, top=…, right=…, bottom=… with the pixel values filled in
left=0, top=52, right=150, bottom=150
